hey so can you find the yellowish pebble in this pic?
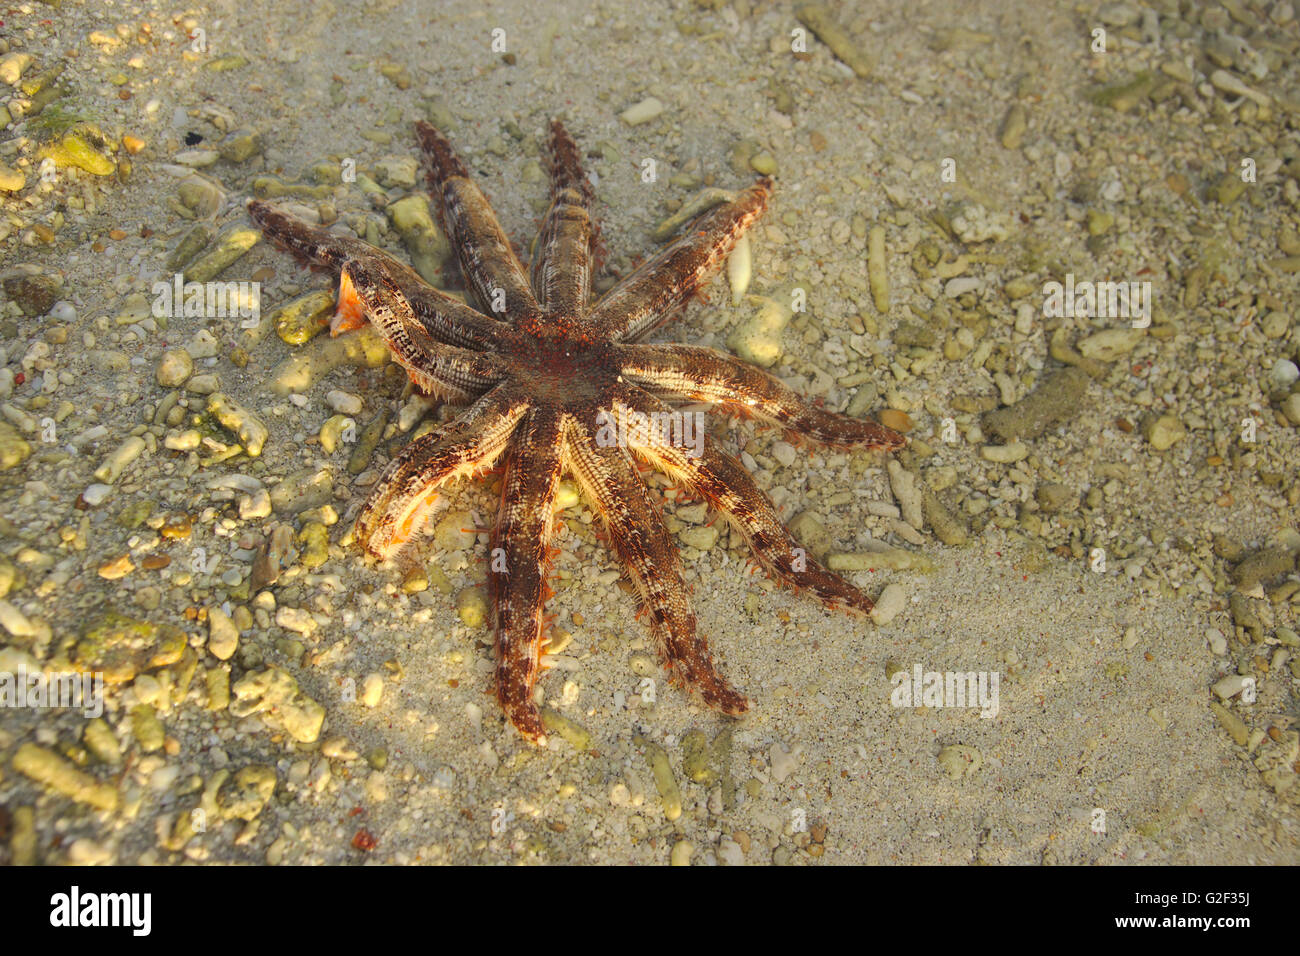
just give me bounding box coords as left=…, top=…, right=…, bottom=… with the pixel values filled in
left=13, top=743, right=119, bottom=810
left=878, top=409, right=912, bottom=432
left=98, top=553, right=134, bottom=580
left=40, top=133, right=115, bottom=176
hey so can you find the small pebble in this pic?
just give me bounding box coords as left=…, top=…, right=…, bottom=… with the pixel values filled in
left=455, top=587, right=488, bottom=627
left=0, top=52, right=34, bottom=86
left=937, top=744, right=982, bottom=779
left=716, top=838, right=745, bottom=866
left=184, top=227, right=261, bottom=283
left=326, top=389, right=363, bottom=415
left=749, top=151, right=778, bottom=176
left=276, top=606, right=318, bottom=636
left=1232, top=548, right=1296, bottom=591
left=98, top=554, right=134, bottom=580
left=1078, top=328, right=1143, bottom=361
left=81, top=483, right=112, bottom=506
left=186, top=373, right=219, bottom=395
left=207, top=607, right=239, bottom=660
left=93, top=436, right=146, bottom=484
left=173, top=149, right=220, bottom=167
left=944, top=276, right=981, bottom=297
left=0, top=600, right=35, bottom=638
left=1143, top=414, right=1185, bottom=451
left=679, top=525, right=718, bottom=551
left=155, top=349, right=193, bottom=387
left=796, top=3, right=874, bottom=77
left=650, top=188, right=733, bottom=243
left=319, top=415, right=355, bottom=454
left=298, top=523, right=329, bottom=569
left=186, top=329, right=219, bottom=360
left=867, top=225, right=889, bottom=313
left=1209, top=701, right=1250, bottom=747
left=870, top=583, right=906, bottom=624
left=770, top=440, right=797, bottom=467
left=239, top=488, right=272, bottom=520
left=769, top=742, right=799, bottom=782
left=726, top=297, right=790, bottom=368
left=12, top=743, right=118, bottom=810
left=726, top=234, right=752, bottom=306
left=159, top=513, right=192, bottom=540
left=999, top=103, right=1027, bottom=149
left=361, top=673, right=384, bottom=708
left=980, top=441, right=1028, bottom=463
left=208, top=393, right=269, bottom=457
left=639, top=738, right=682, bottom=820
left=886, top=460, right=923, bottom=530
left=271, top=290, right=334, bottom=345
left=878, top=409, right=912, bottom=432
left=620, top=97, right=665, bottom=126
left=1211, top=674, right=1252, bottom=700
left=1268, top=359, right=1298, bottom=392
left=1281, top=394, right=1300, bottom=426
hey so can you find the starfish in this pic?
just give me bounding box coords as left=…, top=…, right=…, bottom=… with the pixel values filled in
left=247, top=119, right=904, bottom=745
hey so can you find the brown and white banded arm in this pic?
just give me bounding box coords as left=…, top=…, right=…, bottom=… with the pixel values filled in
left=354, top=386, right=527, bottom=560
left=616, top=387, right=879, bottom=614
left=341, top=258, right=506, bottom=403
left=566, top=415, right=748, bottom=714
left=586, top=180, right=771, bottom=343
left=247, top=199, right=505, bottom=351
left=530, top=120, right=597, bottom=316
left=616, top=342, right=906, bottom=450
left=489, top=409, right=565, bottom=743
left=416, top=121, right=539, bottom=319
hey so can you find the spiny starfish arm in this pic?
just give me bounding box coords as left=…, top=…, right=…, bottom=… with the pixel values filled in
left=489, top=408, right=566, bottom=745
left=397, top=284, right=510, bottom=353
left=615, top=343, right=906, bottom=450
left=249, top=198, right=379, bottom=271
left=247, top=199, right=504, bottom=351
left=415, top=121, right=539, bottom=319
left=354, top=386, right=527, bottom=559
left=529, top=119, right=596, bottom=315
left=341, top=258, right=506, bottom=403
left=566, top=418, right=748, bottom=714
left=617, top=391, right=877, bottom=614
left=588, top=179, right=772, bottom=343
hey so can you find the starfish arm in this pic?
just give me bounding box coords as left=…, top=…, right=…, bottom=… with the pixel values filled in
left=415, top=121, right=539, bottom=318
left=248, top=198, right=377, bottom=270
left=615, top=343, right=906, bottom=449
left=248, top=199, right=505, bottom=351
left=566, top=418, right=748, bottom=714
left=400, top=284, right=512, bottom=352
left=354, top=385, right=527, bottom=559
left=529, top=120, right=596, bottom=315
left=616, top=389, right=877, bottom=614
left=341, top=258, right=506, bottom=403
left=587, top=179, right=771, bottom=343
left=489, top=409, right=566, bottom=744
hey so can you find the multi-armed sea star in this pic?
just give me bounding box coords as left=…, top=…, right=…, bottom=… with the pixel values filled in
left=248, top=119, right=904, bottom=744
